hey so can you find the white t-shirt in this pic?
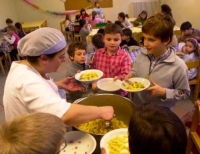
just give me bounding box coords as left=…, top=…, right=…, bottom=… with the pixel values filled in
left=3, top=62, right=71, bottom=121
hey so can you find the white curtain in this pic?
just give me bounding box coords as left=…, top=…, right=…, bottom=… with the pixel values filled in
left=133, top=1, right=160, bottom=18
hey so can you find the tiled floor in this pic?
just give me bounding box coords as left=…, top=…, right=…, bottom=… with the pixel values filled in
left=0, top=59, right=195, bottom=126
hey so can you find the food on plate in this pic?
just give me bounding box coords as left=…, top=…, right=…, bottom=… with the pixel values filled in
left=176, top=53, right=184, bottom=57
left=107, top=135, right=130, bottom=154
left=77, top=118, right=127, bottom=134
left=123, top=81, right=145, bottom=90
left=80, top=72, right=99, bottom=81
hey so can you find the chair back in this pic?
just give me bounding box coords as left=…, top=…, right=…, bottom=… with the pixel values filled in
left=185, top=60, right=200, bottom=103
left=60, top=21, right=66, bottom=34
left=185, top=106, right=200, bottom=154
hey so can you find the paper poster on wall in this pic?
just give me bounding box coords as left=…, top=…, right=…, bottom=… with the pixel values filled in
left=65, top=0, right=113, bottom=10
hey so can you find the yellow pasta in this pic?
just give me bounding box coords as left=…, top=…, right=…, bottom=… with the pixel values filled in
left=107, top=135, right=130, bottom=154
left=80, top=72, right=98, bottom=81
left=123, top=81, right=145, bottom=90
left=77, top=118, right=127, bottom=134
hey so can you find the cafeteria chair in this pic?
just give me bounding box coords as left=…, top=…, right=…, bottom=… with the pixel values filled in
left=60, top=21, right=74, bottom=42
left=0, top=54, right=8, bottom=75
left=74, top=34, right=82, bottom=42
left=185, top=106, right=200, bottom=154
left=185, top=60, right=200, bottom=104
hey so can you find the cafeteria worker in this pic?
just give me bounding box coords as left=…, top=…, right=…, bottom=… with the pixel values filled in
left=3, top=27, right=114, bottom=125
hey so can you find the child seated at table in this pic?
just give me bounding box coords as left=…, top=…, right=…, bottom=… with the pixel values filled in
left=0, top=18, right=13, bottom=33
left=3, top=25, right=20, bottom=61
left=133, top=10, right=148, bottom=27
left=15, top=22, right=26, bottom=38
left=79, top=19, right=92, bottom=43
left=65, top=14, right=74, bottom=32
left=118, top=12, right=133, bottom=29
left=74, top=14, right=81, bottom=34
left=120, top=28, right=138, bottom=48
left=0, top=112, right=66, bottom=154
left=125, top=12, right=190, bottom=109
left=88, top=11, right=105, bottom=26
left=181, top=38, right=200, bottom=79
left=91, top=23, right=131, bottom=88
left=180, top=21, right=200, bottom=43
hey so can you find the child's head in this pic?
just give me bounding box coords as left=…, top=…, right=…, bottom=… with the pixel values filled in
left=122, top=28, right=132, bottom=41
left=92, top=11, right=97, bottom=20
left=114, top=20, right=124, bottom=28
left=80, top=8, right=86, bottom=16
left=15, top=22, right=22, bottom=31
left=139, top=10, right=147, bottom=20
left=97, top=28, right=105, bottom=35
left=103, top=23, right=122, bottom=52
left=118, top=12, right=126, bottom=22
left=180, top=21, right=192, bottom=36
left=94, top=1, right=100, bottom=7
left=79, top=19, right=87, bottom=28
left=184, top=38, right=199, bottom=56
left=161, top=4, right=172, bottom=17
left=65, top=14, right=71, bottom=21
left=67, top=42, right=87, bottom=64
left=5, top=18, right=13, bottom=26
left=0, top=113, right=66, bottom=154
left=128, top=103, right=187, bottom=154
left=75, top=14, right=81, bottom=21
left=7, top=25, right=16, bottom=35
left=142, top=12, right=174, bottom=43
left=92, top=33, right=105, bottom=50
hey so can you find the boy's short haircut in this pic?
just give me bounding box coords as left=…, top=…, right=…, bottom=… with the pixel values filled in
left=92, top=33, right=105, bottom=49
left=104, top=23, right=122, bottom=36
left=67, top=42, right=87, bottom=58
left=142, top=12, right=174, bottom=43
left=114, top=20, right=124, bottom=28
left=15, top=22, right=22, bottom=29
left=97, top=28, right=105, bottom=35
left=75, top=14, right=81, bottom=21
left=79, top=19, right=86, bottom=28
left=0, top=113, right=66, bottom=154
left=122, top=28, right=132, bottom=37
left=128, top=103, right=187, bottom=154
left=5, top=18, right=13, bottom=24
left=180, top=21, right=192, bottom=31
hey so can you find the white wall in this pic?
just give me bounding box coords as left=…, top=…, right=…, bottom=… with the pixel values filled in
left=161, top=0, right=200, bottom=28
left=0, top=0, right=17, bottom=28
left=12, top=0, right=158, bottom=30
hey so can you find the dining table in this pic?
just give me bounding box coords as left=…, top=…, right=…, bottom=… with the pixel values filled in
left=86, top=25, right=181, bottom=44
left=22, top=20, right=47, bottom=33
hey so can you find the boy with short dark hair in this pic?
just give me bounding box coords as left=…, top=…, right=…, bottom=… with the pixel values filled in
left=0, top=18, right=13, bottom=32
left=91, top=23, right=131, bottom=88
left=180, top=21, right=200, bottom=42
left=66, top=42, right=87, bottom=77
left=126, top=12, right=190, bottom=108
left=120, top=28, right=138, bottom=48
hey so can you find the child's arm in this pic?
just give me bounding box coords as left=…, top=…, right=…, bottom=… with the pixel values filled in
left=4, top=35, right=15, bottom=45
left=118, top=55, right=131, bottom=80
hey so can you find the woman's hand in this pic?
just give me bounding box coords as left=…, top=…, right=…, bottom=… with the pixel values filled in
left=146, top=80, right=166, bottom=98
left=101, top=148, right=107, bottom=154
left=99, top=106, right=114, bottom=120
left=56, top=76, right=84, bottom=91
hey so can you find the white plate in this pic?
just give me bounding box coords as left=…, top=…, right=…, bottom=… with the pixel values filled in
left=121, top=77, right=150, bottom=92
left=75, top=69, right=103, bottom=83
left=60, top=131, right=96, bottom=154
left=100, top=128, right=129, bottom=154
left=97, top=78, right=121, bottom=92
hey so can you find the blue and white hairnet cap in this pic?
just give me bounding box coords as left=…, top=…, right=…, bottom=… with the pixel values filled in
left=18, top=27, right=66, bottom=56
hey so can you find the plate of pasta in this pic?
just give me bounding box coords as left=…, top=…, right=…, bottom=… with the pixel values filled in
left=75, top=69, right=103, bottom=83
left=121, top=78, right=150, bottom=92
left=59, top=131, right=96, bottom=154
left=100, top=128, right=129, bottom=154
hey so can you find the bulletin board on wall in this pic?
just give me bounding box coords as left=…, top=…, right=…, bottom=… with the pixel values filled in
left=65, top=0, right=113, bottom=10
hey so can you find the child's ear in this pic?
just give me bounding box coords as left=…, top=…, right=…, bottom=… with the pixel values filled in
left=163, top=38, right=171, bottom=46
left=69, top=56, right=74, bottom=61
